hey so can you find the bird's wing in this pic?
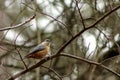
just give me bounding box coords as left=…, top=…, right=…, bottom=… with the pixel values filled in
left=29, top=44, right=46, bottom=54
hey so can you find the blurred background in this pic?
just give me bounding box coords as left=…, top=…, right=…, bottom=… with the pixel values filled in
left=0, top=0, right=120, bottom=80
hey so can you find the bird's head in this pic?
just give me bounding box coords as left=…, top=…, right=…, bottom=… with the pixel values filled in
left=42, top=39, right=50, bottom=46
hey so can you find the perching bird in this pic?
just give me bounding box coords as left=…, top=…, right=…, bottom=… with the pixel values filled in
left=25, top=39, right=51, bottom=59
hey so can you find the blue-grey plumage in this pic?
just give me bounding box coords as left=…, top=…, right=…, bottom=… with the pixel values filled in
left=25, top=39, right=51, bottom=59
left=29, top=44, right=46, bottom=54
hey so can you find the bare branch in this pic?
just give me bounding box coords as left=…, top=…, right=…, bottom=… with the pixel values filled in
left=41, top=66, right=62, bottom=80
left=74, top=0, right=86, bottom=29
left=56, top=5, right=120, bottom=55
left=22, top=2, right=74, bottom=37
left=7, top=5, right=120, bottom=80
left=60, top=53, right=120, bottom=78
left=0, top=14, right=36, bottom=31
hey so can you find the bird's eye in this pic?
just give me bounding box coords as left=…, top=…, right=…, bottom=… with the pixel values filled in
left=45, top=39, right=50, bottom=42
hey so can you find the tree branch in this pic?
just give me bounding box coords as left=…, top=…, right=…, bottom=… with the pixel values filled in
left=60, top=53, right=120, bottom=78
left=0, top=14, right=36, bottom=31
left=8, top=5, right=120, bottom=80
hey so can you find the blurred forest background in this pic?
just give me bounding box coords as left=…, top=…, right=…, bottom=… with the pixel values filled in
left=0, top=0, right=120, bottom=80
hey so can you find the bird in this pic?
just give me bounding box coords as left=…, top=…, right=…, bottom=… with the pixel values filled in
left=25, top=39, right=51, bottom=59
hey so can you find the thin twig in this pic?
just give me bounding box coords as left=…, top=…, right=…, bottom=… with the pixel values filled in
left=95, top=27, right=110, bottom=46
left=22, top=2, right=74, bottom=37
left=74, top=0, right=86, bottom=29
left=0, top=14, right=36, bottom=31
left=41, top=65, right=62, bottom=80
left=13, top=26, right=29, bottom=69
left=16, top=49, right=28, bottom=69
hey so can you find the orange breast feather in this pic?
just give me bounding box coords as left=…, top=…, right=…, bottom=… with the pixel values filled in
left=28, top=46, right=49, bottom=59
